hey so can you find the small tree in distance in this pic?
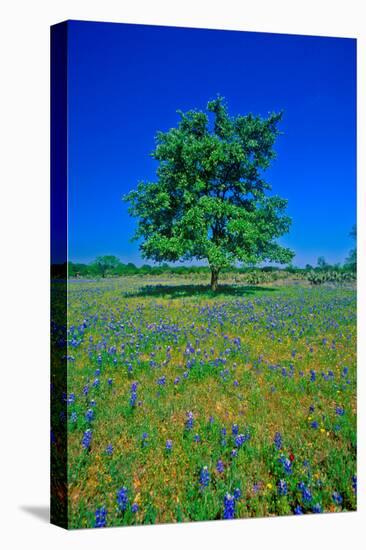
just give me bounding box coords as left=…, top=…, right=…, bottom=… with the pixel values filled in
left=344, top=225, right=356, bottom=272
left=92, top=255, right=121, bottom=278
left=125, top=97, right=294, bottom=290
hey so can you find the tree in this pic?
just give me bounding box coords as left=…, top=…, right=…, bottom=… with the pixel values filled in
left=125, top=97, right=294, bottom=290
left=317, top=256, right=328, bottom=270
left=92, top=255, right=121, bottom=278
left=344, top=225, right=356, bottom=272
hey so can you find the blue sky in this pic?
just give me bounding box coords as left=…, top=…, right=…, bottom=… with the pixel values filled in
left=67, top=20, right=356, bottom=267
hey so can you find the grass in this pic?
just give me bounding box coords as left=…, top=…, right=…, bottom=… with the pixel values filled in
left=53, top=276, right=356, bottom=528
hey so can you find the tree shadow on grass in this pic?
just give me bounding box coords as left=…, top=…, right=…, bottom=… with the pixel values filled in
left=126, top=283, right=278, bottom=299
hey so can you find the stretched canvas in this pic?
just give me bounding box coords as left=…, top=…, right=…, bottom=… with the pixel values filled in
left=51, top=20, right=357, bottom=529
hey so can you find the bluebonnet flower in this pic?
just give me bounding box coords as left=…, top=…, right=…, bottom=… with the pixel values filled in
left=279, top=456, right=292, bottom=475
left=223, top=493, right=235, bottom=519
left=131, top=502, right=139, bottom=513
left=231, top=449, right=238, bottom=458
left=106, top=444, right=113, bottom=456
left=235, top=433, right=250, bottom=448
left=82, top=429, right=92, bottom=450
left=294, top=505, right=303, bottom=514
left=311, top=421, right=319, bottom=429
left=278, top=479, right=288, bottom=496
left=89, top=399, right=96, bottom=407
left=310, top=370, right=316, bottom=382
left=92, top=378, right=100, bottom=388
left=157, top=375, right=166, bottom=386
left=193, top=434, right=201, bottom=443
left=312, top=503, right=322, bottom=513
left=95, top=368, right=101, bottom=376
left=70, top=411, right=77, bottom=423
left=332, top=492, right=343, bottom=505
left=130, top=382, right=138, bottom=407
left=298, top=482, right=312, bottom=502
left=67, top=393, right=75, bottom=405
left=209, top=416, right=215, bottom=424
left=165, top=439, right=173, bottom=451
left=342, top=366, right=349, bottom=378
left=183, top=371, right=189, bottom=379
left=174, top=376, right=180, bottom=385
left=352, top=475, right=357, bottom=494
left=335, top=407, right=345, bottom=416
left=85, top=408, right=94, bottom=422
left=141, top=432, right=149, bottom=446
left=233, top=488, right=241, bottom=500
left=216, top=459, right=224, bottom=473
left=117, top=487, right=129, bottom=511
left=232, top=424, right=239, bottom=435
left=95, top=506, right=107, bottom=527
left=83, top=384, right=89, bottom=396
left=309, top=404, right=315, bottom=413
left=185, top=411, right=194, bottom=430
left=274, top=432, right=282, bottom=450
left=107, top=378, right=113, bottom=386
left=233, top=380, right=239, bottom=387
left=199, top=466, right=210, bottom=488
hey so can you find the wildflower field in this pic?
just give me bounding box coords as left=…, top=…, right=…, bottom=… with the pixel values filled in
left=59, top=276, right=356, bottom=528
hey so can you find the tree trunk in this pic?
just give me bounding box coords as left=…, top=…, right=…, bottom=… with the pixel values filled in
left=210, top=268, right=219, bottom=291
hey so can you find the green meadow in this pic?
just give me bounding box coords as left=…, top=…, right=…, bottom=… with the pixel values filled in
left=60, top=276, right=356, bottom=528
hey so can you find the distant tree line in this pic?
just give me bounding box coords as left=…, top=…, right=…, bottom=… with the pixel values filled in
left=49, top=251, right=356, bottom=280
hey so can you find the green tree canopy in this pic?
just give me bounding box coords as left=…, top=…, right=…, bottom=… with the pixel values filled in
left=125, top=97, right=294, bottom=290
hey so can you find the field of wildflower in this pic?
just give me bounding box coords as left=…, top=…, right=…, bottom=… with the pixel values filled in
left=58, top=276, right=356, bottom=528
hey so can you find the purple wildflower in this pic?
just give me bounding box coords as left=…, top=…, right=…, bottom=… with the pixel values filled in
left=117, top=487, right=129, bottom=511
left=85, top=408, right=94, bottom=422
left=95, top=506, right=107, bottom=527
left=233, top=488, right=241, bottom=500
left=199, top=466, right=210, bottom=488
left=274, top=432, right=282, bottom=450
left=185, top=411, right=194, bottom=430
left=332, top=492, right=343, bottom=505
left=223, top=493, right=235, bottom=519
left=81, top=429, right=92, bottom=450
left=157, top=375, right=166, bottom=386
left=278, top=479, right=288, bottom=496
